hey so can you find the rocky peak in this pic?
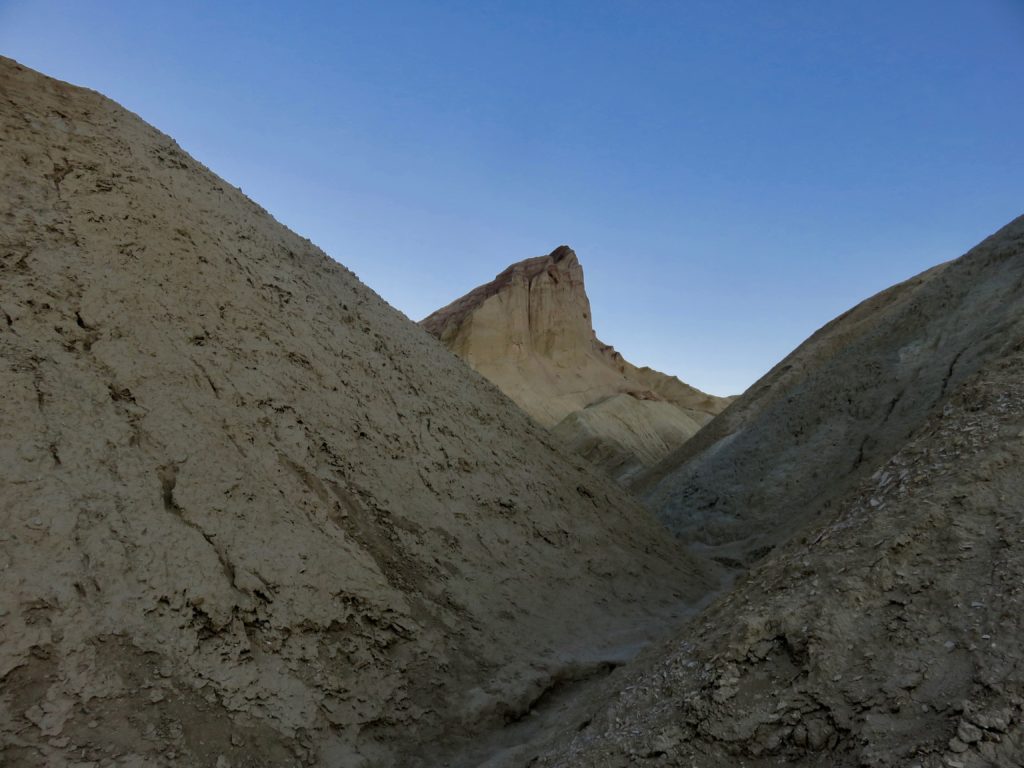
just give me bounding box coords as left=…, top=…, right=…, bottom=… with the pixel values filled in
left=422, top=244, right=594, bottom=367
left=548, top=244, right=575, bottom=263
left=422, top=247, right=732, bottom=481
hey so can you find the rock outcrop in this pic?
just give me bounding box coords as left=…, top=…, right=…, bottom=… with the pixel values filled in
left=422, top=247, right=731, bottom=482
left=530, top=215, right=1024, bottom=767
left=0, top=58, right=711, bottom=768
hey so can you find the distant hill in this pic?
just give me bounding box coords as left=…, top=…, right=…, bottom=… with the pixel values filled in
left=422, top=246, right=732, bottom=483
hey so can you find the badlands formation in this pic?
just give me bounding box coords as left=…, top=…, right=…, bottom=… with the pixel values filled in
left=532, top=215, right=1024, bottom=767
left=0, top=58, right=711, bottom=767
left=3, top=55, right=1024, bottom=768
left=422, top=248, right=731, bottom=483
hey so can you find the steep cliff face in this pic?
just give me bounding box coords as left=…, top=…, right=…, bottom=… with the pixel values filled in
left=530, top=215, right=1024, bottom=768
left=0, top=58, right=711, bottom=768
left=422, top=247, right=731, bottom=482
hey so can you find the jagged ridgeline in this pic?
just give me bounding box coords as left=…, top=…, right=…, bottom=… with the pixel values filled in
left=0, top=57, right=712, bottom=767
left=422, top=246, right=732, bottom=483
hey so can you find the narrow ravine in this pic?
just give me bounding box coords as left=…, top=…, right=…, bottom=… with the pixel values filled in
left=425, top=564, right=738, bottom=768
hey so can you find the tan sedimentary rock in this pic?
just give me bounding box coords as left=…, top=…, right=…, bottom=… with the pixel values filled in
left=422, top=247, right=731, bottom=482
left=0, top=57, right=710, bottom=767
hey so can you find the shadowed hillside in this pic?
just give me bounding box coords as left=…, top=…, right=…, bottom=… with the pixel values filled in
left=0, top=57, right=712, bottom=768
left=530, top=216, right=1024, bottom=767
left=637, top=222, right=1024, bottom=565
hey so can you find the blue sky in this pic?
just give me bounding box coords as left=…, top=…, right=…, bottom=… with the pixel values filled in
left=2, top=1, right=1022, bottom=394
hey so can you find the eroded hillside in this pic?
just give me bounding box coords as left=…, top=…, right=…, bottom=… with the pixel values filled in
left=0, top=58, right=711, bottom=767
left=638, top=220, right=1024, bottom=565
left=530, top=216, right=1024, bottom=767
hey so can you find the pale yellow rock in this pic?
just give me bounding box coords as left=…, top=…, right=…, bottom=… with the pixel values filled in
left=422, top=247, right=731, bottom=481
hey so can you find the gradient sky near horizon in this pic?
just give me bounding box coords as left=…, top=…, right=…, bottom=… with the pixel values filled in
left=3, top=1, right=1023, bottom=394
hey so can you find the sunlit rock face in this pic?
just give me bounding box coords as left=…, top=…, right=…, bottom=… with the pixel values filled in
left=422, top=246, right=731, bottom=482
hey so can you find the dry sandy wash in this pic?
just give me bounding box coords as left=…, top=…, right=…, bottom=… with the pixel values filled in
left=0, top=58, right=712, bottom=767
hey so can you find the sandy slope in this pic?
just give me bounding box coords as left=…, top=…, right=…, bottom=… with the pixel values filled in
left=422, top=247, right=731, bottom=482
left=552, top=395, right=705, bottom=484
left=0, top=58, right=712, bottom=767
left=531, top=217, right=1024, bottom=766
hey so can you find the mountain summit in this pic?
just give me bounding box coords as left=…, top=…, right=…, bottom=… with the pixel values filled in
left=422, top=246, right=731, bottom=482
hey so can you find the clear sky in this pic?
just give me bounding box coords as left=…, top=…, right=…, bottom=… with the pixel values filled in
left=2, top=1, right=1022, bottom=394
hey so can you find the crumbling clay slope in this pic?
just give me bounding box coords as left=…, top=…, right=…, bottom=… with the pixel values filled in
left=532, top=217, right=1024, bottom=767
left=0, top=57, right=710, bottom=768
left=638, top=217, right=1024, bottom=564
